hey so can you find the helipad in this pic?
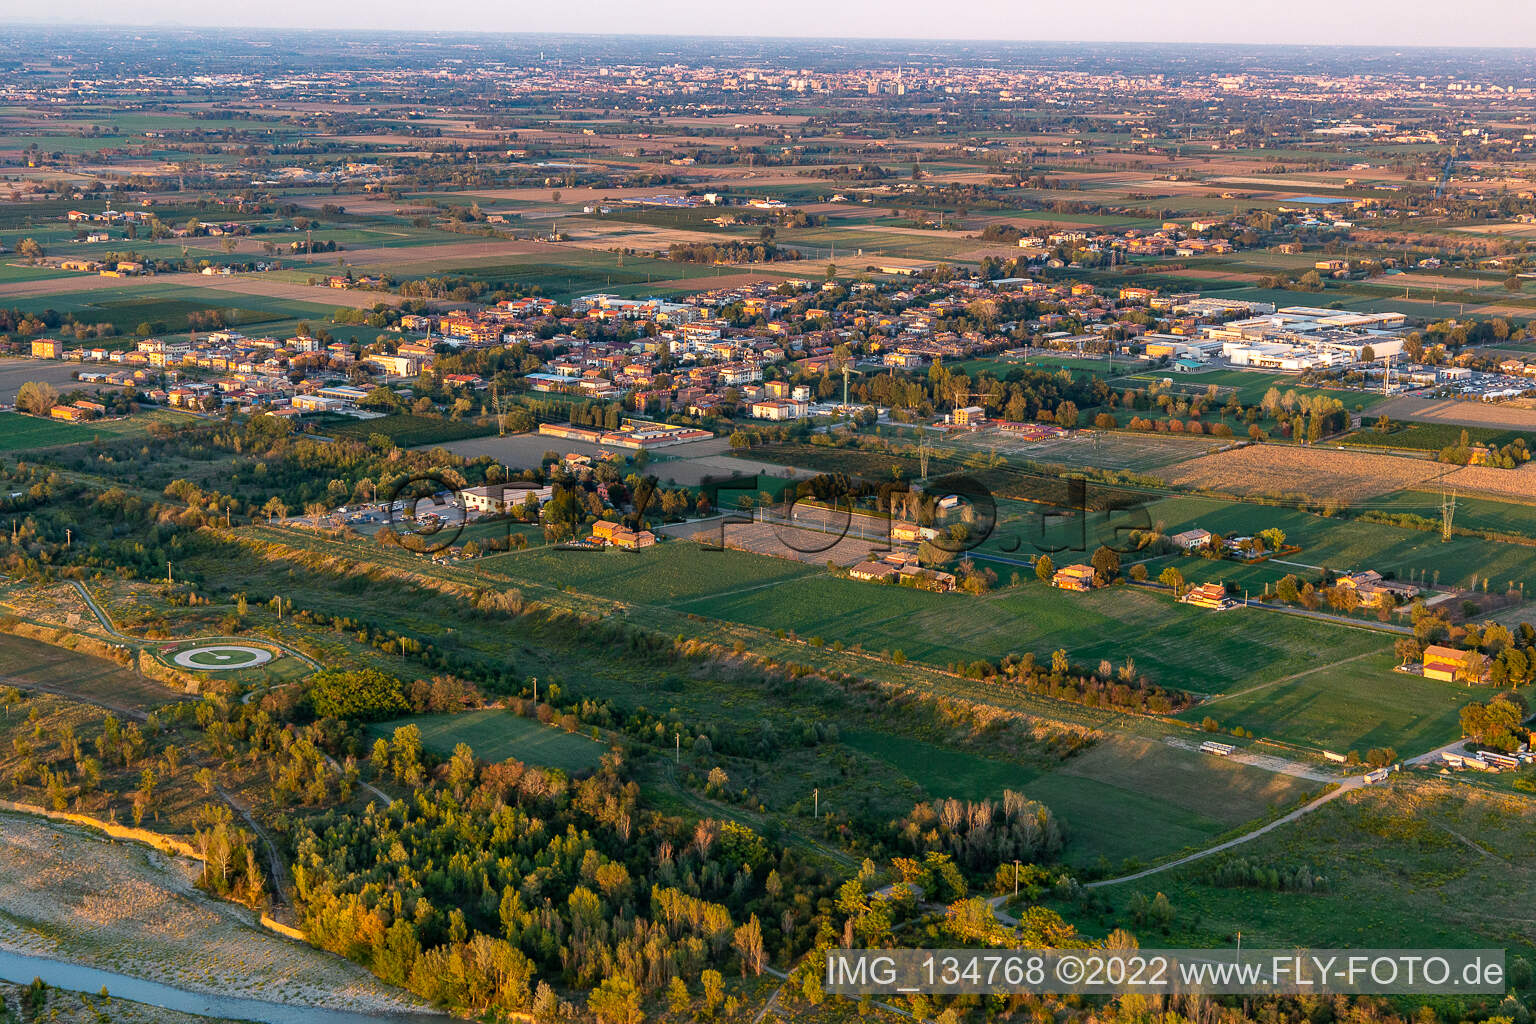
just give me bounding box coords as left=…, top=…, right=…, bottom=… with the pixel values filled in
left=171, top=645, right=274, bottom=670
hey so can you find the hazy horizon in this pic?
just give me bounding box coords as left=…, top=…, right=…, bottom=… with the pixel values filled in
left=2, top=1, right=1536, bottom=50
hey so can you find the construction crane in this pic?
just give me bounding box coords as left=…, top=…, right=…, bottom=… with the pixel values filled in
left=840, top=363, right=862, bottom=408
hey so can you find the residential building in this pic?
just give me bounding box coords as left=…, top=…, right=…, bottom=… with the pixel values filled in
left=1051, top=564, right=1097, bottom=591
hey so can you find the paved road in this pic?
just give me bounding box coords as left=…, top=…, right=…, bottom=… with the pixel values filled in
left=1243, top=598, right=1414, bottom=635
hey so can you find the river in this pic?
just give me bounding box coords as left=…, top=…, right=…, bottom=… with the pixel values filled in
left=0, top=949, right=453, bottom=1024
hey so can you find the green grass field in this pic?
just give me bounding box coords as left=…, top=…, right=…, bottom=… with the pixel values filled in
left=1180, top=651, right=1467, bottom=754
left=371, top=709, right=608, bottom=773
left=1340, top=421, right=1536, bottom=452
left=1106, top=780, right=1536, bottom=958
left=0, top=409, right=200, bottom=451
left=0, top=411, right=97, bottom=450
left=845, top=730, right=1318, bottom=867
left=318, top=412, right=498, bottom=446
left=1119, top=368, right=1388, bottom=412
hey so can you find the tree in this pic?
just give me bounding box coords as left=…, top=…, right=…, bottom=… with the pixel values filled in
left=693, top=968, right=723, bottom=1014
left=16, top=237, right=43, bottom=259
left=308, top=669, right=410, bottom=721
left=1090, top=545, right=1120, bottom=585
left=15, top=381, right=59, bottom=416
left=1158, top=565, right=1185, bottom=596
left=733, top=914, right=766, bottom=976
left=1035, top=554, right=1054, bottom=583
left=587, top=978, right=642, bottom=1024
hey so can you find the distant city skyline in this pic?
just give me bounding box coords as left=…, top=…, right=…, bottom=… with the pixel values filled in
left=4, top=0, right=1536, bottom=50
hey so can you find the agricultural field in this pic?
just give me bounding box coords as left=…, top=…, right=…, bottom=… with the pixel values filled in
left=484, top=541, right=819, bottom=606
left=0, top=357, right=95, bottom=403
left=1374, top=395, right=1536, bottom=431
left=1160, top=444, right=1454, bottom=502
left=999, top=429, right=1227, bottom=471
left=1104, top=491, right=1536, bottom=595
left=0, top=632, right=181, bottom=714
left=623, top=548, right=1395, bottom=698
left=1439, top=462, right=1536, bottom=502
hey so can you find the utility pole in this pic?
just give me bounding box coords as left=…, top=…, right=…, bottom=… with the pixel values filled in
left=166, top=561, right=172, bottom=584
left=1013, top=859, right=1020, bottom=897
left=813, top=787, right=819, bottom=819
left=532, top=676, right=538, bottom=704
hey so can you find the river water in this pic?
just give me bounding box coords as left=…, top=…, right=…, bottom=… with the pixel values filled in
left=0, top=949, right=453, bottom=1024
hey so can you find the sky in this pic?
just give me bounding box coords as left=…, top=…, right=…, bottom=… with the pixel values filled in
left=4, top=0, right=1536, bottom=48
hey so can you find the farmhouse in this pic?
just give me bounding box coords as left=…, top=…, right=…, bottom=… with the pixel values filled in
left=592, top=520, right=655, bottom=549
left=1422, top=644, right=1485, bottom=683
left=1170, top=528, right=1212, bottom=551
left=1180, top=582, right=1234, bottom=610
left=1336, top=570, right=1418, bottom=607
left=900, top=564, right=957, bottom=592
left=849, top=560, right=901, bottom=582
left=1051, top=564, right=1097, bottom=591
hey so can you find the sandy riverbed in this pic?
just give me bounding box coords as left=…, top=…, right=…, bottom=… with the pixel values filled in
left=0, top=812, right=431, bottom=1015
